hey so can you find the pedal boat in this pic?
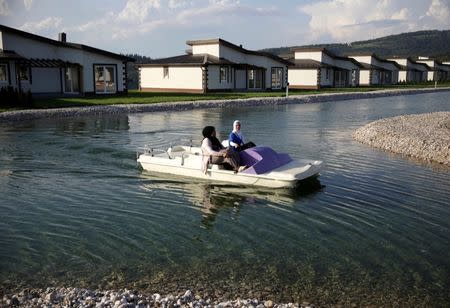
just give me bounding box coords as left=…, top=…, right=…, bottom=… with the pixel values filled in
left=137, top=145, right=323, bottom=188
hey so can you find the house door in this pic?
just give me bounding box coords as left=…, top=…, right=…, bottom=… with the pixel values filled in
left=334, top=70, right=348, bottom=87
left=17, top=64, right=31, bottom=92
left=63, top=67, right=80, bottom=93
left=248, top=69, right=262, bottom=90
left=95, top=65, right=116, bottom=94
left=271, top=67, right=283, bottom=89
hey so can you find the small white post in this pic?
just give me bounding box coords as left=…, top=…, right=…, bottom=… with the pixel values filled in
left=286, top=83, right=289, bottom=97
left=434, top=80, right=437, bottom=88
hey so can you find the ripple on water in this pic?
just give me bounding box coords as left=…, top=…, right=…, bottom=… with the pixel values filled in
left=1, top=94, right=450, bottom=305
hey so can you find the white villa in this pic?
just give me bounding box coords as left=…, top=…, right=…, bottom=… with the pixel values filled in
left=0, top=24, right=133, bottom=96
left=346, top=53, right=400, bottom=85
left=415, top=57, right=450, bottom=81
left=138, top=38, right=290, bottom=93
left=386, top=57, right=430, bottom=83
left=287, top=47, right=362, bottom=89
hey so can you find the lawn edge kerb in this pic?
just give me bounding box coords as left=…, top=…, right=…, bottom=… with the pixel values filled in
left=1, top=87, right=450, bottom=123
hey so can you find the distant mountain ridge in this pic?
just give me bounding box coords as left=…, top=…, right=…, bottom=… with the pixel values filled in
left=261, top=30, right=450, bottom=60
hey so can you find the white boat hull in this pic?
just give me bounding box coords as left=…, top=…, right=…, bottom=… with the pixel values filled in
left=137, top=146, right=323, bottom=188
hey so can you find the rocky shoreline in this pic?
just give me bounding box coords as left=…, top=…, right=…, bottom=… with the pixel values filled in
left=353, top=111, right=450, bottom=165
left=0, top=287, right=308, bottom=308
left=1, top=87, right=449, bottom=123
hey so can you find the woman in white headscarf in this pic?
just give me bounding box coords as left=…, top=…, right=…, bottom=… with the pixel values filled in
left=228, top=120, right=255, bottom=151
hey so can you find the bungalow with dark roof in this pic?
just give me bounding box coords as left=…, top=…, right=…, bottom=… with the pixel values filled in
left=287, top=47, right=362, bottom=89
left=386, top=57, right=430, bottom=83
left=0, top=24, right=134, bottom=96
left=137, top=38, right=290, bottom=93
left=415, top=57, right=450, bottom=81
left=345, top=53, right=401, bottom=85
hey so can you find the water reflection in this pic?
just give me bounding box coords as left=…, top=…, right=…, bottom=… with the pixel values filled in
left=139, top=172, right=323, bottom=228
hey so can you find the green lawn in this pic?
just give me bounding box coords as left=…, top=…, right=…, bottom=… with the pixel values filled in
left=1, top=82, right=450, bottom=112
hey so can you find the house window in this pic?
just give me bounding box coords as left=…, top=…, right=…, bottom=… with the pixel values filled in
left=325, top=68, right=329, bottom=80
left=64, top=67, right=80, bottom=93
left=220, top=66, right=229, bottom=83
left=95, top=65, right=116, bottom=94
left=18, top=65, right=29, bottom=81
left=0, top=64, right=7, bottom=82
left=271, top=67, right=283, bottom=89
left=248, top=69, right=262, bottom=89
left=163, top=66, right=169, bottom=79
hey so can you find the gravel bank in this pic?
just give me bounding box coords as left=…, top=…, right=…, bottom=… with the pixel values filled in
left=0, top=287, right=310, bottom=308
left=353, top=111, right=450, bottom=165
left=1, top=87, right=450, bottom=123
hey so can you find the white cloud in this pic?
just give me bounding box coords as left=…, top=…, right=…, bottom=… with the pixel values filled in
left=0, top=0, right=10, bottom=16
left=67, top=0, right=276, bottom=41
left=426, top=0, right=450, bottom=25
left=23, top=0, right=33, bottom=10
left=168, top=0, right=189, bottom=9
left=118, top=0, right=161, bottom=22
left=299, top=0, right=448, bottom=43
left=20, top=17, right=63, bottom=33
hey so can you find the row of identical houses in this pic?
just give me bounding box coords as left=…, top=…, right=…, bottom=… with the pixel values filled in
left=138, top=39, right=450, bottom=92
left=1, top=24, right=450, bottom=96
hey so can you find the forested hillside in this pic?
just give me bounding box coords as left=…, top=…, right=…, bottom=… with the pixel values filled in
left=124, top=54, right=153, bottom=90
left=261, top=30, right=450, bottom=59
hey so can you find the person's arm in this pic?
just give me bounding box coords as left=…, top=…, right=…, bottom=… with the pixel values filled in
left=201, top=138, right=225, bottom=156
left=229, top=132, right=241, bottom=148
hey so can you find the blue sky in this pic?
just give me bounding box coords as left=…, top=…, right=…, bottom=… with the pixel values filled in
left=1, top=0, right=449, bottom=58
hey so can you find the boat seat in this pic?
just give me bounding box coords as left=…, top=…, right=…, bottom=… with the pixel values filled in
left=168, top=146, right=185, bottom=153
left=209, top=164, right=226, bottom=170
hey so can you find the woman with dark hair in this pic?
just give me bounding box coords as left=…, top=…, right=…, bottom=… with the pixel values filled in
left=201, top=126, right=243, bottom=173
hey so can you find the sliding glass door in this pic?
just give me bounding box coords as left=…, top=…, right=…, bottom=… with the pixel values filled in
left=248, top=69, right=262, bottom=90
left=95, top=65, right=116, bottom=94
left=63, top=67, right=80, bottom=93
left=271, top=67, right=283, bottom=89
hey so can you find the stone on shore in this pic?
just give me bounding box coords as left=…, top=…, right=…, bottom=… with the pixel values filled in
left=353, top=111, right=450, bottom=165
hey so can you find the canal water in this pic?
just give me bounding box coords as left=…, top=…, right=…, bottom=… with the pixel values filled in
left=1, top=92, right=449, bottom=306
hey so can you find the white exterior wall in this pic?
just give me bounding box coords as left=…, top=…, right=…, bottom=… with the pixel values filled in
left=351, top=56, right=372, bottom=64
left=294, top=51, right=323, bottom=62
left=246, top=54, right=287, bottom=89
left=0, top=31, right=4, bottom=49
left=191, top=42, right=288, bottom=89
left=140, top=66, right=203, bottom=90
left=398, top=71, right=408, bottom=82
left=192, top=44, right=220, bottom=57
left=235, top=69, right=246, bottom=89
left=30, top=68, right=61, bottom=93
left=388, top=58, right=408, bottom=66
left=288, top=69, right=318, bottom=87
left=207, top=65, right=234, bottom=90
left=219, top=45, right=246, bottom=63
left=359, top=70, right=371, bottom=85
left=2, top=31, right=127, bottom=94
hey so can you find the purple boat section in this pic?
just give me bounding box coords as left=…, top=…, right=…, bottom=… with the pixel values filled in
left=239, top=146, right=292, bottom=174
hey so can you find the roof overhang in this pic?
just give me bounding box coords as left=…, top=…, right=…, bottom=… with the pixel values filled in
left=17, top=58, right=81, bottom=68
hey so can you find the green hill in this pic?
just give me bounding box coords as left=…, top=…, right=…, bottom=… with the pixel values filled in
left=261, top=30, right=450, bottom=60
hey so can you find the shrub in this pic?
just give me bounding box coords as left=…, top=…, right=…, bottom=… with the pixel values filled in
left=0, top=86, right=33, bottom=108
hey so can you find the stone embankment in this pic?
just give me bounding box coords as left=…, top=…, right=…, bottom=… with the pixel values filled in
left=0, top=287, right=310, bottom=308
left=353, top=111, right=450, bottom=165
left=1, top=87, right=449, bottom=123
